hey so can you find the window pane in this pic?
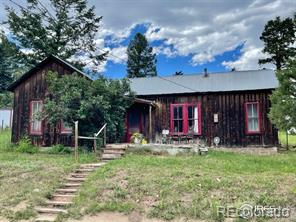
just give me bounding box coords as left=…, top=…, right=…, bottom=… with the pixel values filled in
left=31, top=101, right=42, bottom=133
left=247, top=104, right=253, bottom=117
left=188, top=120, right=193, bottom=133
left=194, top=106, right=198, bottom=119
left=252, top=104, right=258, bottom=118
left=248, top=119, right=254, bottom=131
left=194, top=119, right=198, bottom=133
left=253, top=119, right=259, bottom=131
left=179, top=120, right=183, bottom=132
left=174, top=120, right=178, bottom=132
left=188, top=106, right=193, bottom=119
left=174, top=107, right=178, bottom=119
left=178, top=106, right=183, bottom=119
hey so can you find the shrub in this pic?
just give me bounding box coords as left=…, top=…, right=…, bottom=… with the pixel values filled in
left=16, top=137, right=39, bottom=154
left=49, top=144, right=72, bottom=154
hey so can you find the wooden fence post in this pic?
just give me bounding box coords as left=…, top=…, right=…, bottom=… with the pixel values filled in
left=74, top=121, right=78, bottom=162
left=103, top=126, right=106, bottom=147
left=149, top=105, right=152, bottom=143
left=93, top=133, right=97, bottom=154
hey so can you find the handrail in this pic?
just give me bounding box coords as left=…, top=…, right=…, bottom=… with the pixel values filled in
left=95, top=123, right=107, bottom=137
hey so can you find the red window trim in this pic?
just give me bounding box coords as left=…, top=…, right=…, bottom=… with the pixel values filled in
left=170, top=103, right=202, bottom=135
left=29, top=100, right=43, bottom=135
left=245, top=102, right=261, bottom=135
left=60, top=121, right=73, bottom=134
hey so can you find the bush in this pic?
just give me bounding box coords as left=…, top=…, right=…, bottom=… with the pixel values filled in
left=48, top=144, right=72, bottom=154
left=16, top=137, right=39, bottom=154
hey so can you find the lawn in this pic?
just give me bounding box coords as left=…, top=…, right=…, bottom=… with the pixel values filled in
left=70, top=150, right=296, bottom=221
left=0, top=130, right=96, bottom=221
left=279, top=131, right=296, bottom=147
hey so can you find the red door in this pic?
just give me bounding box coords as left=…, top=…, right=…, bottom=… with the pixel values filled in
left=127, top=109, right=142, bottom=142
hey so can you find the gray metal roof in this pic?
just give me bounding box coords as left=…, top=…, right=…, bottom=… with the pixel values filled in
left=130, top=69, right=278, bottom=96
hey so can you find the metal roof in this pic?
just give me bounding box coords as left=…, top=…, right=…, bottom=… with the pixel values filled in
left=130, top=69, right=278, bottom=95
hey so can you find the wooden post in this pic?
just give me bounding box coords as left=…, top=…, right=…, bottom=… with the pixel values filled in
left=103, top=126, right=106, bottom=147
left=74, top=121, right=78, bottom=162
left=286, top=130, right=289, bottom=150
left=149, top=105, right=152, bottom=143
left=93, top=133, right=97, bottom=155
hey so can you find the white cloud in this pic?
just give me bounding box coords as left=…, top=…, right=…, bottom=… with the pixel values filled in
left=90, top=0, right=295, bottom=70
left=1, top=0, right=296, bottom=71
left=222, top=46, right=274, bottom=70
left=107, top=46, right=127, bottom=64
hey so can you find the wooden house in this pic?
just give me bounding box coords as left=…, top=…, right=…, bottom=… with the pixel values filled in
left=8, top=55, right=279, bottom=147
left=7, top=55, right=89, bottom=146
left=128, top=69, right=279, bottom=147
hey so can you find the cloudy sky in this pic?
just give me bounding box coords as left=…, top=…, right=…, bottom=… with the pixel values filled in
left=0, top=0, right=295, bottom=78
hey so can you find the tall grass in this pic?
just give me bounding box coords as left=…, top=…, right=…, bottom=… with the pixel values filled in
left=0, top=129, right=13, bottom=151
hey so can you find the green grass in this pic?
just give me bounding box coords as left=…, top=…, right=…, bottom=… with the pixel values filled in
left=279, top=131, right=296, bottom=147
left=70, top=151, right=296, bottom=221
left=0, top=130, right=97, bottom=221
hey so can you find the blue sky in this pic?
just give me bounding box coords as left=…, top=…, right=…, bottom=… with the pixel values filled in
left=104, top=23, right=244, bottom=79
left=1, top=0, right=295, bottom=79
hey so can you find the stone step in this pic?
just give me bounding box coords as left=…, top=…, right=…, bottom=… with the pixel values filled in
left=70, top=173, right=88, bottom=178
left=35, top=214, right=56, bottom=222
left=106, top=143, right=128, bottom=148
left=64, top=183, right=81, bottom=187
left=52, top=194, right=75, bottom=202
left=80, top=163, right=106, bottom=168
left=101, top=153, right=122, bottom=160
left=67, top=177, right=86, bottom=182
left=104, top=146, right=127, bottom=151
left=52, top=194, right=75, bottom=198
left=35, top=207, right=67, bottom=214
left=45, top=200, right=73, bottom=206
left=75, top=168, right=96, bottom=173
left=103, top=149, right=125, bottom=154
left=56, top=188, right=77, bottom=193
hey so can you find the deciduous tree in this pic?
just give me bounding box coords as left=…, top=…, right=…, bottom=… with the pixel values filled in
left=269, top=60, right=296, bottom=147
left=44, top=72, right=134, bottom=144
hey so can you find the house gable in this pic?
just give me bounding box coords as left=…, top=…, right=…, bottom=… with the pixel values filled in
left=10, top=55, right=87, bottom=145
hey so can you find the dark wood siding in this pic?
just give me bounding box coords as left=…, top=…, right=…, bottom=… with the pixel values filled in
left=11, top=60, right=74, bottom=146
left=140, top=90, right=278, bottom=147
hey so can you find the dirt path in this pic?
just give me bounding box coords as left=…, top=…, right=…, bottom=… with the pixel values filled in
left=69, top=212, right=205, bottom=222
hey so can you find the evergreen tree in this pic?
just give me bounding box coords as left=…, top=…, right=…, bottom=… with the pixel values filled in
left=0, top=33, right=25, bottom=108
left=126, top=33, right=157, bottom=78
left=269, top=60, right=296, bottom=140
left=259, top=15, right=296, bottom=70
left=5, top=0, right=107, bottom=71
left=0, top=33, right=23, bottom=92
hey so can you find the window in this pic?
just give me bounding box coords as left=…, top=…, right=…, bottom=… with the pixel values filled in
left=170, top=103, right=201, bottom=135
left=172, top=105, right=183, bottom=133
left=245, top=102, right=261, bottom=134
left=187, top=105, right=200, bottom=134
left=29, top=100, right=43, bottom=135
left=61, top=121, right=72, bottom=134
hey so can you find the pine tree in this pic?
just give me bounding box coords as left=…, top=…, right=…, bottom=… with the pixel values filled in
left=5, top=0, right=107, bottom=71
left=259, top=15, right=296, bottom=70
left=269, top=60, right=296, bottom=138
left=0, top=33, right=24, bottom=108
left=126, top=33, right=157, bottom=78
left=0, top=33, right=24, bottom=92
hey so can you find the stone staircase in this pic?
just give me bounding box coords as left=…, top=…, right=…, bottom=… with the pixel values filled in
left=34, top=144, right=127, bottom=222
left=101, top=144, right=127, bottom=162
left=34, top=163, right=106, bottom=222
